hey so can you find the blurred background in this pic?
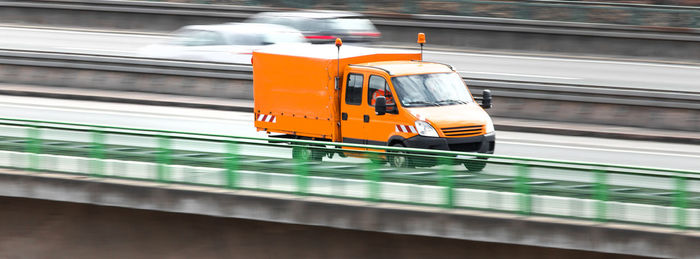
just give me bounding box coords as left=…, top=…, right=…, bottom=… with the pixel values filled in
left=156, top=0, right=700, bottom=27
left=0, top=0, right=698, bottom=258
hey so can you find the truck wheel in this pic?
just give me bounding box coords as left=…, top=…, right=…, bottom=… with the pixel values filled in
left=463, top=157, right=487, bottom=172
left=388, top=143, right=413, bottom=168
left=292, top=145, right=323, bottom=162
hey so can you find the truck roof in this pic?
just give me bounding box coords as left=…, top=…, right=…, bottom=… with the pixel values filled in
left=354, top=61, right=454, bottom=76
left=253, top=45, right=452, bottom=75
left=253, top=44, right=419, bottom=60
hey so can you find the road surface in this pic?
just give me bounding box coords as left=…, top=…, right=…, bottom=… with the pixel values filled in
left=0, top=25, right=698, bottom=93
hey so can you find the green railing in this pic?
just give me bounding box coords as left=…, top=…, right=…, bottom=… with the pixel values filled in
left=141, top=0, right=700, bottom=28
left=0, top=117, right=698, bottom=229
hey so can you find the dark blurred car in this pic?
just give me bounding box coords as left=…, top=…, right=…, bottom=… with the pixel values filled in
left=246, top=11, right=381, bottom=44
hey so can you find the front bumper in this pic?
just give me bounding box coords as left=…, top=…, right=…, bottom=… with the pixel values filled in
left=403, top=132, right=495, bottom=154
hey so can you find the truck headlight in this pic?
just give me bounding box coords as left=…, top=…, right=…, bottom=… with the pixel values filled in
left=415, top=120, right=439, bottom=137
left=485, top=116, right=495, bottom=133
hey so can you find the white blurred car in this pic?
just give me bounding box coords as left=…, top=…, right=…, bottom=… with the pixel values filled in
left=137, top=23, right=308, bottom=64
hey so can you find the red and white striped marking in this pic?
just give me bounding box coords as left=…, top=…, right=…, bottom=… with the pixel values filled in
left=395, top=125, right=417, bottom=133
left=256, top=114, right=276, bottom=123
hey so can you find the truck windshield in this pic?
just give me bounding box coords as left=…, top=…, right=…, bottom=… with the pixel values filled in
left=391, top=72, right=473, bottom=107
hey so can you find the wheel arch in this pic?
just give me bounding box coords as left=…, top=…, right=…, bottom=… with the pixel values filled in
left=388, top=135, right=406, bottom=147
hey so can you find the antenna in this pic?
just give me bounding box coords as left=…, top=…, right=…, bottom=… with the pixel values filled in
left=417, top=33, right=426, bottom=61
left=335, top=38, right=342, bottom=90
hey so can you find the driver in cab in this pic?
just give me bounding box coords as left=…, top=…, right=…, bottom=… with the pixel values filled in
left=371, top=88, right=395, bottom=112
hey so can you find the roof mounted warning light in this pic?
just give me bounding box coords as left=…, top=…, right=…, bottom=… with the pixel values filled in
left=335, top=38, right=343, bottom=47
left=335, top=38, right=342, bottom=90
left=417, top=33, right=426, bottom=61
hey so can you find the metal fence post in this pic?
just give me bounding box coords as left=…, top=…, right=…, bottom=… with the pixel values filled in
left=295, top=146, right=309, bottom=196
left=90, top=129, right=105, bottom=176
left=439, top=157, right=454, bottom=208
left=572, top=5, right=586, bottom=22
left=26, top=125, right=41, bottom=171
left=226, top=141, right=239, bottom=189
left=628, top=7, right=641, bottom=25
left=366, top=154, right=381, bottom=202
left=156, top=135, right=171, bottom=182
left=674, top=174, right=687, bottom=229
left=594, top=169, right=608, bottom=222
left=516, top=163, right=531, bottom=215
left=461, top=0, right=474, bottom=17
left=516, top=2, right=532, bottom=20
left=402, top=0, right=417, bottom=14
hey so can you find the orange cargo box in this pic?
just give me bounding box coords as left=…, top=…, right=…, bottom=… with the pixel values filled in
left=253, top=45, right=420, bottom=141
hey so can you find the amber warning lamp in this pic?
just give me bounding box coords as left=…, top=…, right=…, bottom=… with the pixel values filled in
left=335, top=38, right=343, bottom=90
left=417, top=33, right=426, bottom=61
left=335, top=38, right=343, bottom=47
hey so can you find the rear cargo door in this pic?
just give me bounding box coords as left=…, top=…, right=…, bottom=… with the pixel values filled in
left=340, top=73, right=367, bottom=149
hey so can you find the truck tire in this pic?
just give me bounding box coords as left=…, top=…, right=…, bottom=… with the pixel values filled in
left=292, top=145, right=323, bottom=162
left=463, top=157, right=487, bottom=172
left=388, top=143, right=413, bottom=168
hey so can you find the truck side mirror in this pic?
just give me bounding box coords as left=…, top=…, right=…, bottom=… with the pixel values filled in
left=480, top=89, right=493, bottom=109
left=375, top=96, right=387, bottom=115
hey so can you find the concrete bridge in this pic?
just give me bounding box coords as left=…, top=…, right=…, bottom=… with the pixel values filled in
left=1, top=168, right=697, bottom=259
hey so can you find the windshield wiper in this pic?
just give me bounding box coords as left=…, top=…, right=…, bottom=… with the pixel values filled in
left=404, top=101, right=438, bottom=106
left=435, top=99, right=467, bottom=105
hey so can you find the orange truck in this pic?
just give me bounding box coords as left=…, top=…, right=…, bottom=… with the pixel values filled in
left=253, top=38, right=494, bottom=170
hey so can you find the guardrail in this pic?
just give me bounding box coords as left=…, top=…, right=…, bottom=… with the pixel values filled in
left=1, top=117, right=698, bottom=229
left=4, top=49, right=696, bottom=104
left=1, top=49, right=699, bottom=132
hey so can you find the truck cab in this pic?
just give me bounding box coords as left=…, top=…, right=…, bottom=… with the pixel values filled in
left=339, top=61, right=495, bottom=168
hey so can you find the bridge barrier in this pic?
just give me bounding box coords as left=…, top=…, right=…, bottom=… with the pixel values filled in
left=0, top=117, right=698, bottom=229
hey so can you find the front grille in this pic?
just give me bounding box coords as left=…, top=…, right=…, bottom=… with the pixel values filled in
left=441, top=125, right=484, bottom=137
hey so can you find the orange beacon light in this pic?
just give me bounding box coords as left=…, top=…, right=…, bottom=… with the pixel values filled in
left=417, top=33, right=426, bottom=60
left=335, top=38, right=343, bottom=47
left=335, top=38, right=343, bottom=89
left=417, top=33, right=426, bottom=44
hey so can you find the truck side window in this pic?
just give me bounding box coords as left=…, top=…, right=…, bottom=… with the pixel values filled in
left=345, top=73, right=364, bottom=105
left=368, top=75, right=395, bottom=110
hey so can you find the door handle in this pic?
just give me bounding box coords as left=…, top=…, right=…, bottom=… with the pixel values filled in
left=342, top=112, right=348, bottom=120
left=363, top=115, right=370, bottom=123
